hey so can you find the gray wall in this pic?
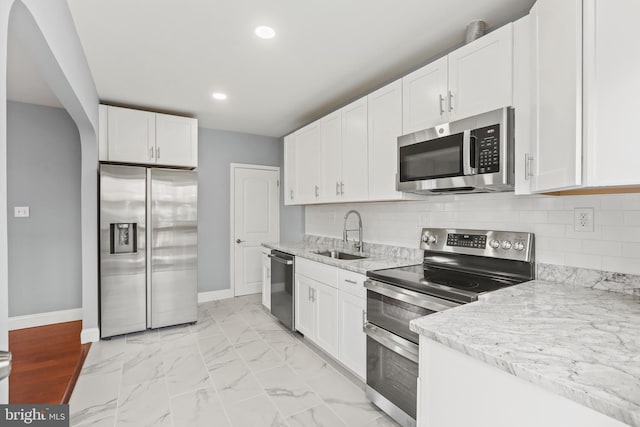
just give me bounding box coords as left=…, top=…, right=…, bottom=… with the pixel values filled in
left=197, top=128, right=304, bottom=293
left=279, top=140, right=305, bottom=242
left=7, top=101, right=82, bottom=316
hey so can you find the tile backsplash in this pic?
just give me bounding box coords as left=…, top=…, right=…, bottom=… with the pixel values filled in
left=305, top=192, right=640, bottom=276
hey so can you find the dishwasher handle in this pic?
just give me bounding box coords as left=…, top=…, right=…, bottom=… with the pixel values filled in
left=268, top=254, right=294, bottom=265
left=0, top=351, right=11, bottom=381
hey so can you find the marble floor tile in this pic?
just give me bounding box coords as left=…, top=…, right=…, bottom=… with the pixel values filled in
left=171, top=387, right=231, bottom=427
left=234, top=339, right=284, bottom=373
left=116, top=378, right=172, bottom=427
left=125, top=329, right=159, bottom=344
left=198, top=333, right=237, bottom=368
left=158, top=323, right=193, bottom=341
left=73, top=414, right=116, bottom=427
left=193, top=314, right=223, bottom=338
left=69, top=370, right=119, bottom=427
left=285, top=343, right=335, bottom=380
left=164, top=349, right=212, bottom=397
left=121, top=343, right=164, bottom=386
left=256, top=364, right=323, bottom=417
left=364, top=415, right=402, bottom=427
left=225, top=394, right=287, bottom=427
left=306, top=370, right=381, bottom=426
left=220, top=319, right=261, bottom=344
left=287, top=404, right=348, bottom=427
left=208, top=358, right=264, bottom=404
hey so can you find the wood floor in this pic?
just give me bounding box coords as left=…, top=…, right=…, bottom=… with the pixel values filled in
left=9, top=320, right=90, bottom=404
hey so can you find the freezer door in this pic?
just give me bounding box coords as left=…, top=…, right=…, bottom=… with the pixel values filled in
left=149, top=168, right=198, bottom=328
left=100, top=165, right=147, bottom=337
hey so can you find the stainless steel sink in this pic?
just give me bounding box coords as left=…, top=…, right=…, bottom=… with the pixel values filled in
left=314, top=250, right=368, bottom=260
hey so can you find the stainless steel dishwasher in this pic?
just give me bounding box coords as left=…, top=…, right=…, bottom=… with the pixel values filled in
left=268, top=250, right=295, bottom=331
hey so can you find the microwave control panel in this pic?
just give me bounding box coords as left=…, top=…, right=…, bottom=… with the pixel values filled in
left=474, top=124, right=500, bottom=174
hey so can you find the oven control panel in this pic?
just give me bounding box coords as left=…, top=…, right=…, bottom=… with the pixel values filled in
left=420, top=228, right=534, bottom=262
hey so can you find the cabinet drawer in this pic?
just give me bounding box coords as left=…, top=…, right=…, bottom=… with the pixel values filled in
left=338, top=270, right=366, bottom=299
left=296, top=257, right=338, bottom=288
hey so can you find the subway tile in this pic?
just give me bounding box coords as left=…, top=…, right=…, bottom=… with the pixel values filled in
left=519, top=211, right=548, bottom=224
left=564, top=225, right=602, bottom=241
left=582, top=240, right=622, bottom=257
left=597, top=211, right=624, bottom=226
left=546, top=238, right=582, bottom=253
left=622, top=242, right=640, bottom=259
left=547, top=211, right=573, bottom=225
left=536, top=250, right=566, bottom=265
left=530, top=196, right=564, bottom=211
left=624, top=211, right=640, bottom=226
left=601, top=226, right=640, bottom=242
left=564, top=253, right=602, bottom=270
left=534, top=224, right=565, bottom=237
left=562, top=196, right=602, bottom=210
left=602, top=256, right=640, bottom=275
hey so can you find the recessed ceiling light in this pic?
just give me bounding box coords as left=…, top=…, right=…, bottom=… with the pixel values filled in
left=255, top=26, right=276, bottom=39
left=212, top=92, right=227, bottom=100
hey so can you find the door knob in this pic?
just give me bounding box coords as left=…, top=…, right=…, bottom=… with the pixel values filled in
left=236, top=239, right=244, bottom=244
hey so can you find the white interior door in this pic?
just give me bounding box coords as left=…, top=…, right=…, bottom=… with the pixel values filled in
left=232, top=165, right=279, bottom=296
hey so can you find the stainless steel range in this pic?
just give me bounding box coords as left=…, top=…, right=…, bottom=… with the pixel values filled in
left=364, top=228, right=535, bottom=427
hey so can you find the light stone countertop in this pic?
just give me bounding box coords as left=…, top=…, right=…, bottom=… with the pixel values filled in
left=410, top=280, right=640, bottom=426
left=262, top=240, right=421, bottom=275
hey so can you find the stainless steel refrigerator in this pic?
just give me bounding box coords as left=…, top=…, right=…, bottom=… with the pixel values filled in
left=99, top=164, right=198, bottom=338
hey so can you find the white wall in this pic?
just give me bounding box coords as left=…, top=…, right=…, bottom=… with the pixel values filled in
left=306, top=192, right=640, bottom=275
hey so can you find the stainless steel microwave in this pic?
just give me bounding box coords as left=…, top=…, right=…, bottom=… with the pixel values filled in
left=397, top=108, right=514, bottom=194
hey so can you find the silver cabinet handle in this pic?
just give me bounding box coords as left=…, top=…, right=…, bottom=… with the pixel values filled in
left=439, top=94, right=445, bottom=115
left=524, top=153, right=534, bottom=180
left=448, top=90, right=454, bottom=112
left=336, top=182, right=340, bottom=196
left=156, top=146, right=160, bottom=160
left=315, top=185, right=319, bottom=198
left=236, top=239, right=244, bottom=244
left=340, top=182, right=344, bottom=196
left=344, top=279, right=358, bottom=285
left=290, top=189, right=294, bottom=200
left=362, top=310, right=367, bottom=329
left=308, top=287, right=312, bottom=302
left=0, top=351, right=11, bottom=381
left=149, top=147, right=154, bottom=160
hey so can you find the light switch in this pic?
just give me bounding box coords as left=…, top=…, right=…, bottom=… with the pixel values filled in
left=14, top=206, right=30, bottom=218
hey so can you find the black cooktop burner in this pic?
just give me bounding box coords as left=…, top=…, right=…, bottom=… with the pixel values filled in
left=366, top=264, right=522, bottom=304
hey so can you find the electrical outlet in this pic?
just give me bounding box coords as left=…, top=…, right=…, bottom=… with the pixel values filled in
left=574, top=207, right=594, bottom=232
left=14, top=206, right=30, bottom=218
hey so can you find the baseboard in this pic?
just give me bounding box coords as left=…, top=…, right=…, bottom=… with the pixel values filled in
left=80, top=328, right=100, bottom=343
left=198, top=289, right=233, bottom=303
left=9, top=308, right=82, bottom=331
left=234, top=283, right=262, bottom=296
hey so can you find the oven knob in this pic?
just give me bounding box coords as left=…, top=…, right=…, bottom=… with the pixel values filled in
left=489, top=239, right=500, bottom=249
left=422, top=234, right=429, bottom=243
left=423, top=235, right=437, bottom=245
left=501, top=240, right=512, bottom=250
left=513, top=241, right=525, bottom=251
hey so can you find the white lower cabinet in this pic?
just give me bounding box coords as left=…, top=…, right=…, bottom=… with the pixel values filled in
left=295, top=258, right=367, bottom=379
left=261, top=249, right=271, bottom=310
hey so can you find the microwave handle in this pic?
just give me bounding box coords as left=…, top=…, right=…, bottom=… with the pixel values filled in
left=462, top=130, right=476, bottom=175
left=470, top=134, right=477, bottom=169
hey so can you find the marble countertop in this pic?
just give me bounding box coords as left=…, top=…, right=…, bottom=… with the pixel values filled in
left=262, top=241, right=420, bottom=275
left=410, top=280, right=640, bottom=426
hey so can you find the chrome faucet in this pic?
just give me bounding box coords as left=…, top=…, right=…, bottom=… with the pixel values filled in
left=343, top=210, right=363, bottom=253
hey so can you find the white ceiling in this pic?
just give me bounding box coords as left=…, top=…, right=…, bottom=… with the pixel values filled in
left=12, top=0, right=536, bottom=137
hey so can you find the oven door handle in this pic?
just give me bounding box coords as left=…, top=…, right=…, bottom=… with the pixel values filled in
left=268, top=254, right=294, bottom=265
left=365, top=280, right=460, bottom=312
left=364, top=323, right=419, bottom=364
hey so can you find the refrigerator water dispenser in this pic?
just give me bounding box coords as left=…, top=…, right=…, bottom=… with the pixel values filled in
left=110, top=223, right=137, bottom=254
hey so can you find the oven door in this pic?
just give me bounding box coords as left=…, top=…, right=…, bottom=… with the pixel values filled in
left=365, top=280, right=459, bottom=344
left=365, top=323, right=419, bottom=426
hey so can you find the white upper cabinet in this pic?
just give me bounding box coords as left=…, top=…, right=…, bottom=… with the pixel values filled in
left=155, top=113, right=198, bottom=167
left=448, top=23, right=513, bottom=121
left=513, top=15, right=533, bottom=195
left=402, top=56, right=448, bottom=134
left=368, top=81, right=404, bottom=200
left=340, top=98, right=369, bottom=201
left=294, top=121, right=322, bottom=203
left=99, top=105, right=198, bottom=168
left=582, top=0, right=640, bottom=187
left=283, top=134, right=297, bottom=205
left=105, top=105, right=156, bottom=164
left=321, top=110, right=343, bottom=203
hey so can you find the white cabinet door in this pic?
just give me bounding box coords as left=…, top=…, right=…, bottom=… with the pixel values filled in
left=338, top=291, right=366, bottom=379
left=314, top=281, right=339, bottom=358
left=107, top=106, right=156, bottom=164
left=341, top=98, right=369, bottom=202
left=402, top=56, right=448, bottom=134
left=448, top=23, right=513, bottom=122
left=295, top=122, right=322, bottom=203
left=529, top=0, right=583, bottom=192
left=155, top=113, right=198, bottom=167
left=513, top=16, right=533, bottom=195
left=295, top=274, right=315, bottom=338
left=368, top=81, right=403, bottom=201
left=320, top=111, right=343, bottom=203
left=283, top=134, right=297, bottom=205
left=583, top=0, right=640, bottom=187
left=262, top=252, right=271, bottom=310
